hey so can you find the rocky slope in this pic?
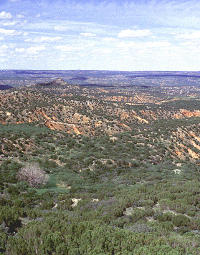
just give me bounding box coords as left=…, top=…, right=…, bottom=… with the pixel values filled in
left=1, top=79, right=200, bottom=164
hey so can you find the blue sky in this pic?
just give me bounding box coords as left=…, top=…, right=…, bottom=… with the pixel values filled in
left=0, top=0, right=200, bottom=70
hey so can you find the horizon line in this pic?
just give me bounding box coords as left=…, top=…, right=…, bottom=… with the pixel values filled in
left=1, top=69, right=200, bottom=72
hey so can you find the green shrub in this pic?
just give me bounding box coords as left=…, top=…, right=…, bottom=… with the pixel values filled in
left=0, top=231, right=7, bottom=253
left=157, top=213, right=173, bottom=222
left=0, top=206, right=22, bottom=233
left=172, top=215, right=190, bottom=227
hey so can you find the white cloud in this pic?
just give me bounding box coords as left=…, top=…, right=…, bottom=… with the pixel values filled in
left=80, top=32, right=96, bottom=37
left=0, top=45, right=8, bottom=50
left=25, top=36, right=62, bottom=43
left=102, top=37, right=118, bottom=42
left=146, top=41, right=171, bottom=48
left=117, top=41, right=171, bottom=52
left=176, top=31, right=200, bottom=40
left=92, top=48, right=112, bottom=54
left=2, top=21, right=17, bottom=26
left=54, top=21, right=101, bottom=32
left=118, top=29, right=151, bottom=38
left=17, top=14, right=24, bottom=19
left=16, top=46, right=47, bottom=55
left=0, top=28, right=21, bottom=36
left=0, top=45, right=8, bottom=56
left=0, top=11, right=12, bottom=19
left=54, top=25, right=68, bottom=31
left=26, top=46, right=46, bottom=54
left=55, top=45, right=79, bottom=52
left=15, top=48, right=25, bottom=53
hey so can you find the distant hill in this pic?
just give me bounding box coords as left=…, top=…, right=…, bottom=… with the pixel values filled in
left=0, top=85, right=13, bottom=90
left=36, top=78, right=67, bottom=87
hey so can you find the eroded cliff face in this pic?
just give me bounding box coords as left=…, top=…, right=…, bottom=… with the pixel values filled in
left=1, top=82, right=200, bottom=162
left=0, top=92, right=199, bottom=136
left=173, top=109, right=200, bottom=119
left=164, top=127, right=200, bottom=161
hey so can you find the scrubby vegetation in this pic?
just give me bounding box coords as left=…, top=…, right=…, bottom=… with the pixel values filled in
left=1, top=81, right=200, bottom=254
left=17, top=162, right=48, bottom=187
left=1, top=124, right=200, bottom=254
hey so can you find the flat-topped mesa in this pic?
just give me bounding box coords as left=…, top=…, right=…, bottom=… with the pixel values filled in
left=36, top=78, right=67, bottom=87
left=52, top=78, right=67, bottom=86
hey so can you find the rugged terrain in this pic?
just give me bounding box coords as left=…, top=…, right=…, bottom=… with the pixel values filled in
left=1, top=78, right=200, bottom=161
left=0, top=77, right=200, bottom=254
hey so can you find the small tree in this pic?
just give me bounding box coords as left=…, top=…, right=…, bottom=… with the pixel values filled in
left=18, top=163, right=48, bottom=187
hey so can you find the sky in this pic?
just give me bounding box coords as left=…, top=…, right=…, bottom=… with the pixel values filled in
left=0, top=0, right=200, bottom=70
